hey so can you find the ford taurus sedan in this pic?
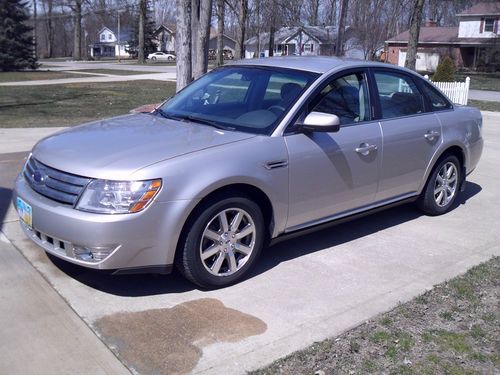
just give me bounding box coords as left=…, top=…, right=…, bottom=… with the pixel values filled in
left=14, top=57, right=483, bottom=288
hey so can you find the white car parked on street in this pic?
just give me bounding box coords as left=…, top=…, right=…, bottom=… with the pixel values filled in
left=147, top=52, right=176, bottom=61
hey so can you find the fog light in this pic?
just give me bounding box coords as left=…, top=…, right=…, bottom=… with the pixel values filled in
left=73, top=245, right=117, bottom=262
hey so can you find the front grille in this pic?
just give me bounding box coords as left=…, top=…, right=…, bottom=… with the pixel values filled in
left=24, top=157, right=91, bottom=205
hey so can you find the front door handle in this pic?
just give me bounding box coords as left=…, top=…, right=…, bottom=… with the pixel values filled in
left=424, top=130, right=440, bottom=141
left=355, top=143, right=378, bottom=156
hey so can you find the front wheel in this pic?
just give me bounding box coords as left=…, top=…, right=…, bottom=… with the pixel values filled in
left=177, top=195, right=265, bottom=288
left=418, top=155, right=461, bottom=216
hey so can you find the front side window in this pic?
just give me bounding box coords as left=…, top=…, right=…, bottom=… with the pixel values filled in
left=309, top=72, right=370, bottom=125
left=374, top=71, right=425, bottom=119
left=158, top=66, right=318, bottom=135
left=484, top=18, right=494, bottom=32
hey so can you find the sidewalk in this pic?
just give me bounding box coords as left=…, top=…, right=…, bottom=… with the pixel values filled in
left=468, top=89, right=500, bottom=102
left=0, top=72, right=176, bottom=86
left=0, top=151, right=129, bottom=375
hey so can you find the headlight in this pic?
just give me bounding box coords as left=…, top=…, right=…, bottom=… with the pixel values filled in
left=76, top=179, right=162, bottom=214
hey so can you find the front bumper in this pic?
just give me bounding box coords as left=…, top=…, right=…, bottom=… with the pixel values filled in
left=13, top=174, right=198, bottom=272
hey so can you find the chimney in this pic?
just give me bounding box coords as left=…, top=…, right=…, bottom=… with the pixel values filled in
left=425, top=19, right=437, bottom=27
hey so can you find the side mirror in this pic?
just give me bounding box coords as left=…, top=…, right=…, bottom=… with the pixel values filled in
left=299, top=112, right=340, bottom=133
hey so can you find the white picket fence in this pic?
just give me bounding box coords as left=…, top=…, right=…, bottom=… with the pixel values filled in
left=424, top=75, right=470, bottom=105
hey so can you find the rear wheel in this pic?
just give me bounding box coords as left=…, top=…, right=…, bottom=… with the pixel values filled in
left=418, top=155, right=461, bottom=215
left=177, top=195, right=265, bottom=288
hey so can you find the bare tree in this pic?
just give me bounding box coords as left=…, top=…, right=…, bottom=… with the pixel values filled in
left=71, top=0, right=83, bottom=60
left=405, top=0, right=425, bottom=70
left=216, top=0, right=225, bottom=66
left=191, top=0, right=213, bottom=78
left=41, top=0, right=54, bottom=57
left=306, top=0, right=320, bottom=25
left=176, top=0, right=192, bottom=90
left=228, top=0, right=247, bottom=59
left=138, top=0, right=146, bottom=63
left=335, top=0, right=348, bottom=56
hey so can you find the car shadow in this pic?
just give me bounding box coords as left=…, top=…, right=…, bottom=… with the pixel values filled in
left=247, top=181, right=482, bottom=281
left=46, top=182, right=482, bottom=297
left=0, top=187, right=13, bottom=232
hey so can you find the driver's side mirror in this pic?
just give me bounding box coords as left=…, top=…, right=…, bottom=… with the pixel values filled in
left=299, top=111, right=340, bottom=133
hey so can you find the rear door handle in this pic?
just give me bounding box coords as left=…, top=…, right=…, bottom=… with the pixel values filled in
left=424, top=130, right=440, bottom=141
left=355, top=143, right=378, bottom=156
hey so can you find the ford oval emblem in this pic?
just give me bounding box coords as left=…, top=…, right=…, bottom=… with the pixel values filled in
left=32, top=171, right=46, bottom=184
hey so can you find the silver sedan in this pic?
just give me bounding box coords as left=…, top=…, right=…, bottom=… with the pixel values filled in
left=14, top=57, right=483, bottom=288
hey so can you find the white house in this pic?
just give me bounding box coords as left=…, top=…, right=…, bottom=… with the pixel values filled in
left=90, top=27, right=131, bottom=59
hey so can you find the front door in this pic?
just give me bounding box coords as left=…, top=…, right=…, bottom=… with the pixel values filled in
left=285, top=71, right=382, bottom=231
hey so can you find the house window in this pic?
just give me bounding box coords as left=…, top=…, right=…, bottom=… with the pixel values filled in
left=304, top=44, right=313, bottom=53
left=484, top=18, right=494, bottom=32
left=108, top=34, right=112, bottom=40
left=101, top=34, right=105, bottom=41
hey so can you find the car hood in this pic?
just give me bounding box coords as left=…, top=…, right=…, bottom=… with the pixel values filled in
left=33, top=113, right=255, bottom=179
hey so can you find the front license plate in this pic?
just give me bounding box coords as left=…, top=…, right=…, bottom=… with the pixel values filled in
left=17, top=197, right=33, bottom=228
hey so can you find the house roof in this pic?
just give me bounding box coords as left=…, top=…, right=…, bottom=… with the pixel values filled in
left=386, top=27, right=459, bottom=44
left=245, top=26, right=338, bottom=47
left=386, top=26, right=499, bottom=46
left=153, top=24, right=176, bottom=37
left=97, top=26, right=131, bottom=42
left=457, top=2, right=500, bottom=16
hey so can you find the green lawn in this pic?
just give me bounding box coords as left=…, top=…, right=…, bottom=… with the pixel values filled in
left=468, top=99, right=500, bottom=112
left=0, top=80, right=176, bottom=127
left=0, top=70, right=99, bottom=82
left=456, top=73, right=500, bottom=91
left=252, top=257, right=499, bottom=375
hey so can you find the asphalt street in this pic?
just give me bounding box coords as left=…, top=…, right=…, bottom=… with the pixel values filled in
left=0, top=112, right=499, bottom=374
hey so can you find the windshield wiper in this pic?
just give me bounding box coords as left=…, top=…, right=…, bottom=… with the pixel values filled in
left=155, top=108, right=179, bottom=121
left=155, top=109, right=234, bottom=131
left=177, top=114, right=235, bottom=131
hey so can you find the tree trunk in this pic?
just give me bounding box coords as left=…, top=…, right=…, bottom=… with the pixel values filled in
left=335, top=0, right=348, bottom=56
left=268, top=25, right=275, bottom=56
left=176, top=0, right=192, bottom=91
left=191, top=0, right=212, bottom=79
left=405, top=0, right=425, bottom=70
left=309, top=0, right=319, bottom=26
left=216, top=0, right=224, bottom=66
left=138, top=0, right=146, bottom=64
left=72, top=0, right=82, bottom=60
left=234, top=0, right=247, bottom=59
left=45, top=0, right=54, bottom=58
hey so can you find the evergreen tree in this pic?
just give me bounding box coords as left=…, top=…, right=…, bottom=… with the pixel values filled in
left=433, top=56, right=455, bottom=82
left=0, top=0, right=37, bottom=71
left=127, top=1, right=156, bottom=59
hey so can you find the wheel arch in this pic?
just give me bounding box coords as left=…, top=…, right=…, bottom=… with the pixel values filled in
left=419, top=144, right=466, bottom=194
left=175, top=183, right=275, bottom=259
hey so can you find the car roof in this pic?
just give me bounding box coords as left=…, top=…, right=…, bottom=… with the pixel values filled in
left=230, top=56, right=417, bottom=75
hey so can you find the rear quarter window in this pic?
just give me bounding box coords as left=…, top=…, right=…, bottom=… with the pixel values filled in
left=419, top=81, right=453, bottom=111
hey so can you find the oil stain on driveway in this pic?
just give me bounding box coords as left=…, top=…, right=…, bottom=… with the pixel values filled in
left=95, top=298, right=267, bottom=374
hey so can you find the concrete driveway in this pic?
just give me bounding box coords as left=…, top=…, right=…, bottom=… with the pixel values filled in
left=1, top=112, right=499, bottom=374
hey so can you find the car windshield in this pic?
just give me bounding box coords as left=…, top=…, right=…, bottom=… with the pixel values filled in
left=158, top=66, right=319, bottom=135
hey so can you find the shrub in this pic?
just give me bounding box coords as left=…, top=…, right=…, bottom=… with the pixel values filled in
left=433, top=56, right=455, bottom=82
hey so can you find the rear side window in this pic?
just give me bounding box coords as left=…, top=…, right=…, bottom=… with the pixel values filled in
left=419, top=81, right=452, bottom=111
left=374, top=71, right=426, bottom=119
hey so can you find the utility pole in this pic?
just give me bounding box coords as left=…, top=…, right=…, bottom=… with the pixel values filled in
left=33, top=0, right=37, bottom=59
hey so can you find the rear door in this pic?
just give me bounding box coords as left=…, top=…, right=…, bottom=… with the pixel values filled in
left=371, top=69, right=442, bottom=201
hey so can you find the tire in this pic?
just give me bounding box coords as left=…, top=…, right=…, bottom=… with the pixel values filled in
left=167, top=56, right=173, bottom=61
left=417, top=154, right=461, bottom=216
left=176, top=195, right=265, bottom=288
left=151, top=56, right=157, bottom=61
